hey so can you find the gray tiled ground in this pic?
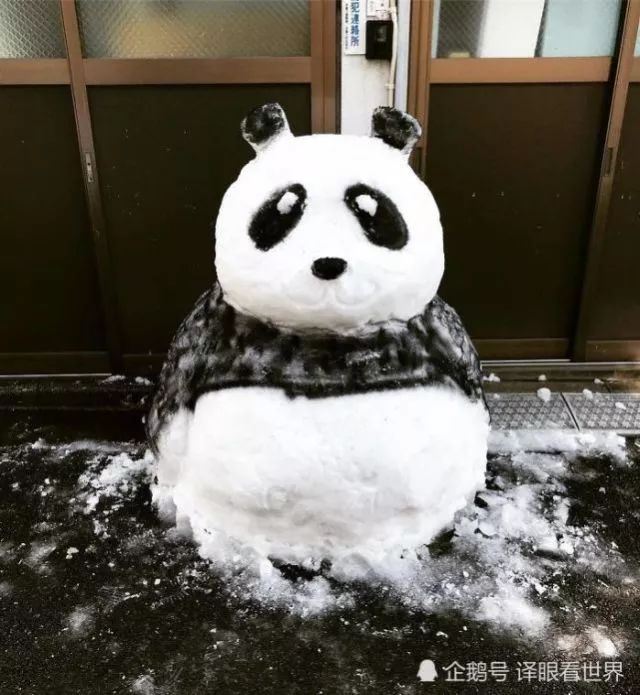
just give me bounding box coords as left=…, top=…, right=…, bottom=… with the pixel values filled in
left=487, top=393, right=577, bottom=430
left=488, top=391, right=640, bottom=433
left=564, top=392, right=640, bottom=434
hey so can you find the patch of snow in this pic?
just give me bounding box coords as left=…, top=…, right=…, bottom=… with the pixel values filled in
left=558, top=629, right=620, bottom=657
left=25, top=541, right=57, bottom=572
left=538, top=374, right=547, bottom=382
left=134, top=376, right=152, bottom=386
left=582, top=388, right=594, bottom=400
left=65, top=547, right=79, bottom=560
left=557, top=634, right=578, bottom=651
left=615, top=401, right=626, bottom=411
left=0, top=581, right=12, bottom=597
left=537, top=387, right=551, bottom=403
left=66, top=606, right=95, bottom=637
left=131, top=675, right=156, bottom=695
left=76, top=452, right=150, bottom=514
left=559, top=539, right=574, bottom=556
left=478, top=521, right=497, bottom=537
left=60, top=440, right=126, bottom=456
left=478, top=588, right=548, bottom=634
left=0, top=542, right=14, bottom=562
left=588, top=629, right=618, bottom=657
left=483, top=373, right=501, bottom=382
left=102, top=374, right=126, bottom=383
left=488, top=430, right=626, bottom=461
left=594, top=378, right=603, bottom=385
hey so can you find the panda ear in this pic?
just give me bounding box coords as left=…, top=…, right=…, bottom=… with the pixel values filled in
left=241, top=103, right=292, bottom=154
left=371, top=106, right=422, bottom=157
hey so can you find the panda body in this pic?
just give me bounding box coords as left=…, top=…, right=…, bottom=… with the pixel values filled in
left=156, top=386, right=488, bottom=560
left=148, top=104, right=489, bottom=564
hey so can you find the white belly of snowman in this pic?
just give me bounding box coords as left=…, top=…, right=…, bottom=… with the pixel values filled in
left=154, top=385, right=489, bottom=561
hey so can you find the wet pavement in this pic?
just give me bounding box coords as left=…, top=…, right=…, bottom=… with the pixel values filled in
left=1, top=380, right=640, bottom=694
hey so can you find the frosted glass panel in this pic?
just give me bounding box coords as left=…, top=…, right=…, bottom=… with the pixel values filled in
left=77, top=0, right=310, bottom=58
left=539, top=0, right=621, bottom=57
left=433, top=0, right=621, bottom=58
left=0, top=0, right=66, bottom=58
left=432, top=0, right=488, bottom=58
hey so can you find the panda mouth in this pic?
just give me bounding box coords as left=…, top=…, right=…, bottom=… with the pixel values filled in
left=284, top=276, right=379, bottom=309
left=333, top=279, right=378, bottom=306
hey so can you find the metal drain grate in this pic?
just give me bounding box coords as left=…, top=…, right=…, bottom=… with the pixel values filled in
left=487, top=393, right=576, bottom=430
left=564, top=393, right=640, bottom=434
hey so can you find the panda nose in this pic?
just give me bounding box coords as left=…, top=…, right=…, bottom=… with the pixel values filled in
left=311, top=257, right=347, bottom=280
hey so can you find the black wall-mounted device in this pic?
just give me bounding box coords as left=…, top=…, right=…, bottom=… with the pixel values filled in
left=365, top=19, right=393, bottom=60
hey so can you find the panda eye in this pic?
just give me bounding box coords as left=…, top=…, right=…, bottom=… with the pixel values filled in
left=249, top=183, right=307, bottom=251
left=344, top=183, right=408, bottom=250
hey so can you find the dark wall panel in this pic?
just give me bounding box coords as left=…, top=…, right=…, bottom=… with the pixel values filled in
left=588, top=85, right=640, bottom=341
left=426, top=84, right=607, bottom=350
left=0, top=87, right=105, bottom=353
left=89, top=84, right=311, bottom=355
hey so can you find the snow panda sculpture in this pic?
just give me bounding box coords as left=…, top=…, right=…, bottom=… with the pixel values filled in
left=147, top=103, right=489, bottom=564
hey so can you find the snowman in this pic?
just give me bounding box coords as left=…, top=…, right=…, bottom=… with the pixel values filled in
left=147, top=103, right=489, bottom=565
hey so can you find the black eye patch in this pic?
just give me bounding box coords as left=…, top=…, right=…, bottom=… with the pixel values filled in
left=344, top=184, right=408, bottom=250
left=249, top=183, right=307, bottom=251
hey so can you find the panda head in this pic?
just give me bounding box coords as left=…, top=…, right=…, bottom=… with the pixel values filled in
left=215, top=103, right=444, bottom=334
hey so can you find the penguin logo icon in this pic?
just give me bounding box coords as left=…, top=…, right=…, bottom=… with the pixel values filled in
left=417, top=659, right=438, bottom=682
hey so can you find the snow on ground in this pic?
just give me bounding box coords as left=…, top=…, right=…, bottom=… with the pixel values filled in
left=31, top=439, right=127, bottom=457
left=101, top=374, right=152, bottom=386
left=76, top=450, right=152, bottom=514
left=537, top=387, right=552, bottom=402
left=0, top=581, right=12, bottom=597
left=24, top=540, right=57, bottom=574
left=59, top=429, right=632, bottom=644
left=65, top=606, right=95, bottom=638
left=489, top=429, right=626, bottom=461
left=101, top=374, right=126, bottom=383
left=483, top=373, right=501, bottom=382
left=4, top=419, right=638, bottom=692
left=131, top=675, right=156, bottom=695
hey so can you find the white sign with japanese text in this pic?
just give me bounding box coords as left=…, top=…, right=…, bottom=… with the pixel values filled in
left=343, top=0, right=366, bottom=55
